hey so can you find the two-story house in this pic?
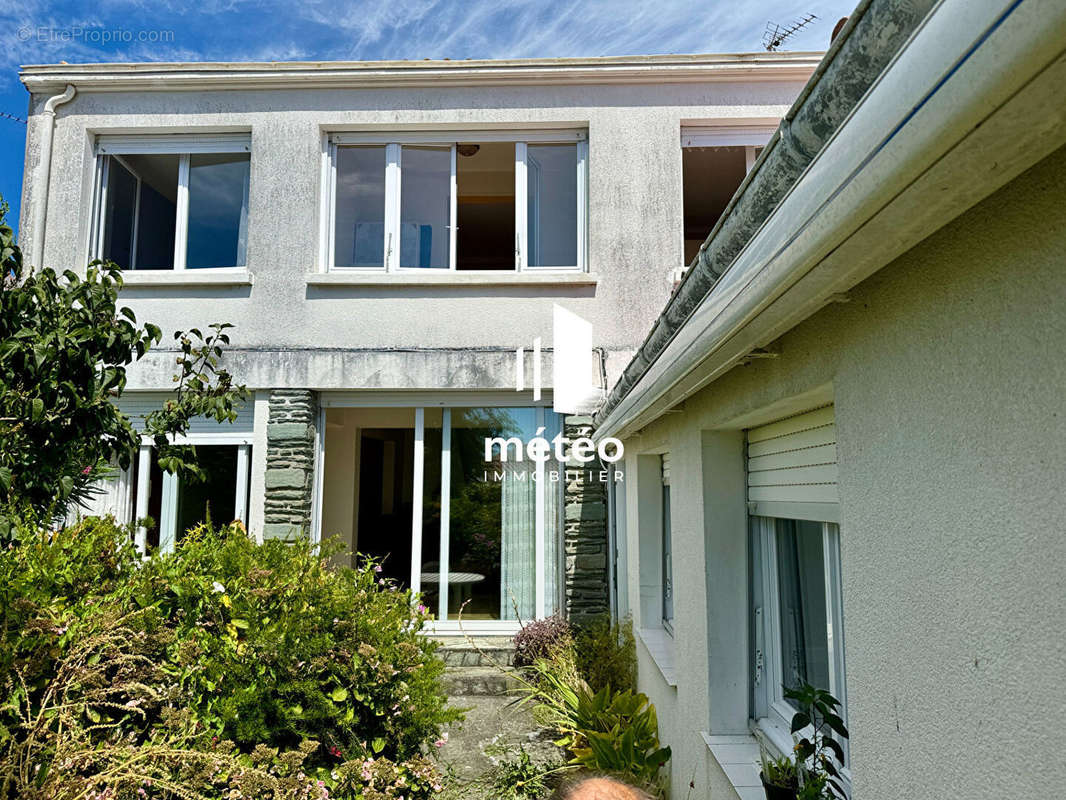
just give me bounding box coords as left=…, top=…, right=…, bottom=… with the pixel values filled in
left=18, top=52, right=817, bottom=635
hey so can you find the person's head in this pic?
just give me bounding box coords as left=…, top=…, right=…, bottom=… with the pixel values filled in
left=551, top=775, right=653, bottom=800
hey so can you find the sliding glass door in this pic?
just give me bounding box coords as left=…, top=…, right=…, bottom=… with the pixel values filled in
left=413, top=405, right=561, bottom=625
left=322, top=401, right=561, bottom=628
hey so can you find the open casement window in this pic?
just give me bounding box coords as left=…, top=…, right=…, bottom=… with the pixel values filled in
left=747, top=405, right=849, bottom=785
left=661, top=453, right=674, bottom=633
left=323, top=130, right=588, bottom=272
left=91, top=134, right=251, bottom=270
left=680, top=126, right=775, bottom=265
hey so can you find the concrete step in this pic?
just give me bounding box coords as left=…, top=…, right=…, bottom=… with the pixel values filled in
left=437, top=694, right=564, bottom=790
left=438, top=643, right=516, bottom=668
left=443, top=666, right=525, bottom=696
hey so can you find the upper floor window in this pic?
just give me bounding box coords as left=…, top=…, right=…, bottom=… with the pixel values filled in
left=92, top=134, right=251, bottom=270
left=681, top=126, right=774, bottom=265
left=322, top=130, right=588, bottom=272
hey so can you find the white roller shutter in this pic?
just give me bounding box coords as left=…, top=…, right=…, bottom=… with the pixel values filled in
left=117, top=392, right=254, bottom=443
left=747, top=405, right=838, bottom=522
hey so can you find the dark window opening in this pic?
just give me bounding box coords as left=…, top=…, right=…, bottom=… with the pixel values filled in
left=682, top=146, right=749, bottom=265
left=457, top=142, right=515, bottom=270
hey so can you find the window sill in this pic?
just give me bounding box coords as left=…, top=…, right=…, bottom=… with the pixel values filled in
left=637, top=627, right=677, bottom=687
left=701, top=732, right=765, bottom=800
left=120, top=269, right=253, bottom=287
left=307, top=271, right=598, bottom=287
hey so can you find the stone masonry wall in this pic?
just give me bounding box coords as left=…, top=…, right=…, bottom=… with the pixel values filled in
left=263, top=389, right=317, bottom=541
left=563, top=415, right=609, bottom=626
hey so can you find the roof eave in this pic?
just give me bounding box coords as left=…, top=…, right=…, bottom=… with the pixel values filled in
left=18, top=53, right=823, bottom=93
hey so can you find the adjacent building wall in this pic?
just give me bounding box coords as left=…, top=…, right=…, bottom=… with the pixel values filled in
left=619, top=145, right=1066, bottom=798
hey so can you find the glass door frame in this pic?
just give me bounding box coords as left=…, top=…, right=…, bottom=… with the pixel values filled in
left=316, top=391, right=562, bottom=633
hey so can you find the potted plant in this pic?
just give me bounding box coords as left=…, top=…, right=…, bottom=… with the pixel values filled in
left=758, top=683, right=850, bottom=800
left=759, top=748, right=798, bottom=799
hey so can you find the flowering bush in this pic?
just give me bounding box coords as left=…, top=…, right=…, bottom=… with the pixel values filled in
left=0, top=518, right=459, bottom=799
left=512, top=615, right=572, bottom=670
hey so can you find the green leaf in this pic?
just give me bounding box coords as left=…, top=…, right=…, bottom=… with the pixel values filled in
left=371, top=737, right=385, bottom=754
left=791, top=711, right=811, bottom=733
left=331, top=687, right=348, bottom=703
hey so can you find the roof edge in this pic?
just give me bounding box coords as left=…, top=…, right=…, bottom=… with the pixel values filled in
left=18, top=52, right=822, bottom=93
left=594, top=0, right=937, bottom=430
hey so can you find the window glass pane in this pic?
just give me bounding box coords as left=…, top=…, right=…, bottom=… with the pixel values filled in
left=662, top=482, right=673, bottom=626
left=334, top=146, right=386, bottom=268
left=186, top=153, right=250, bottom=269
left=419, top=408, right=444, bottom=615
left=400, top=146, right=450, bottom=269
left=102, top=153, right=178, bottom=269
left=775, top=519, right=831, bottom=704
left=175, top=445, right=238, bottom=535
left=102, top=157, right=137, bottom=268
left=527, top=143, right=577, bottom=267
left=448, top=407, right=562, bottom=620
left=457, top=142, right=514, bottom=270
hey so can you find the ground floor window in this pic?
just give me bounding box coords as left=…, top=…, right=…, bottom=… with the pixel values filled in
left=751, top=516, right=848, bottom=758
left=661, top=453, right=674, bottom=633
left=132, top=443, right=251, bottom=554
left=320, top=404, right=563, bottom=628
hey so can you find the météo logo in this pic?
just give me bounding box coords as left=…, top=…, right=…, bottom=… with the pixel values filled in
left=484, top=305, right=623, bottom=465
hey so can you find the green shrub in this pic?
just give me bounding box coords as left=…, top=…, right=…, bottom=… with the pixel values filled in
left=0, top=517, right=458, bottom=799
left=516, top=652, right=669, bottom=796
left=572, top=615, right=636, bottom=694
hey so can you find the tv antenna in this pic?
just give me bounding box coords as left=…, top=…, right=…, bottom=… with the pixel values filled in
left=763, top=14, right=818, bottom=51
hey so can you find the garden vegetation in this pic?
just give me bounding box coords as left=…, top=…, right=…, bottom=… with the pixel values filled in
left=0, top=519, right=458, bottom=799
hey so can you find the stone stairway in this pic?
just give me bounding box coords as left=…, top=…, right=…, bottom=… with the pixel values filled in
left=435, top=637, right=561, bottom=792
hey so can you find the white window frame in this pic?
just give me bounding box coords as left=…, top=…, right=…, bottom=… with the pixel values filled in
left=91, top=133, right=252, bottom=272
left=661, top=454, right=674, bottom=634
left=321, top=130, right=588, bottom=274
left=751, top=515, right=850, bottom=788
left=316, top=392, right=563, bottom=634
left=133, top=436, right=253, bottom=556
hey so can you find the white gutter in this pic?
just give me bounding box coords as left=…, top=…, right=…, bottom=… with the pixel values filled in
left=596, top=0, right=1066, bottom=441
left=28, top=83, right=75, bottom=269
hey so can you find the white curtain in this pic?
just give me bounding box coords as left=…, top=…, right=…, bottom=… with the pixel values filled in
left=499, top=445, right=562, bottom=620
left=500, top=468, right=536, bottom=620
left=66, top=463, right=133, bottom=526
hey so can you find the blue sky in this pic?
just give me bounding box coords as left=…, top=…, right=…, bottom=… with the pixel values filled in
left=0, top=0, right=855, bottom=235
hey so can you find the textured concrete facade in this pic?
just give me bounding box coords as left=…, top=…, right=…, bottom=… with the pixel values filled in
left=561, top=415, right=608, bottom=625
left=617, top=146, right=1066, bottom=799
left=16, top=57, right=812, bottom=555
left=263, top=389, right=317, bottom=541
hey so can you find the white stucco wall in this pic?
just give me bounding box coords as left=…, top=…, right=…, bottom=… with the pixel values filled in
left=19, top=74, right=807, bottom=392
left=619, top=144, right=1066, bottom=798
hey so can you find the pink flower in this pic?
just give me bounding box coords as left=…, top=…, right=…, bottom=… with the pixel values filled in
left=328, top=745, right=343, bottom=758
left=374, top=565, right=383, bottom=573
left=82, top=466, right=93, bottom=475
